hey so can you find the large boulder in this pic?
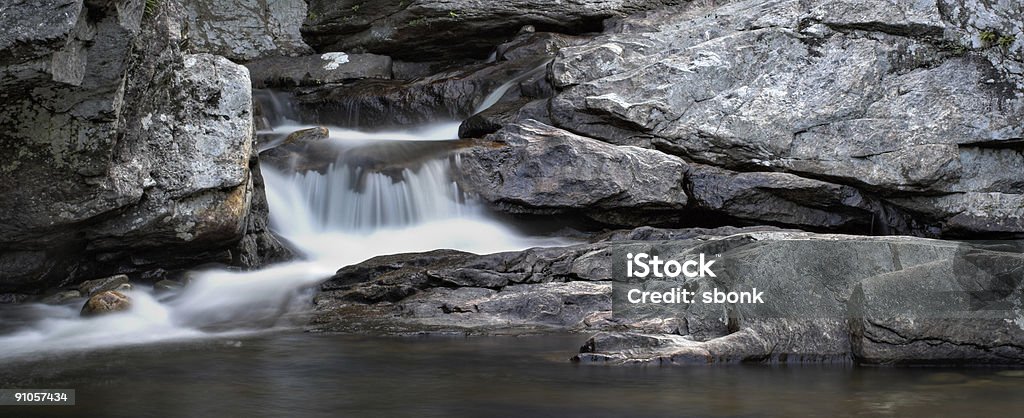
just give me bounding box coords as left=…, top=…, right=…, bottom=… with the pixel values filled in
left=301, top=0, right=679, bottom=61
left=184, top=0, right=312, bottom=61
left=0, top=1, right=284, bottom=293
left=536, top=0, right=1023, bottom=237
left=456, top=120, right=689, bottom=226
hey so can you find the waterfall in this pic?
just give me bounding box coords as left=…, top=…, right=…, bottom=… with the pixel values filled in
left=0, top=67, right=569, bottom=361
left=472, top=60, right=550, bottom=115
left=266, top=159, right=472, bottom=235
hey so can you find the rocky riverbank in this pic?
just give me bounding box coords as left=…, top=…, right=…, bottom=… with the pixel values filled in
left=2, top=0, right=1022, bottom=366
left=310, top=227, right=1024, bottom=366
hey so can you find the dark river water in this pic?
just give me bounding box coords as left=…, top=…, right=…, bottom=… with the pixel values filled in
left=3, top=332, right=1024, bottom=417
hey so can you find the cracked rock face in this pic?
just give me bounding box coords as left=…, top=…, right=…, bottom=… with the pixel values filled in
left=0, top=1, right=283, bottom=292
left=302, top=0, right=683, bottom=61
left=311, top=228, right=1024, bottom=365
left=525, top=0, right=1024, bottom=237
left=184, top=0, right=312, bottom=61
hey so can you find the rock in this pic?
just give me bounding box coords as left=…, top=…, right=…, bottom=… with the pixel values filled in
left=301, top=0, right=675, bottom=61
left=496, top=32, right=590, bottom=62
left=80, top=291, right=131, bottom=317
left=0, top=1, right=285, bottom=293
left=184, top=0, right=312, bottom=61
left=540, top=0, right=1024, bottom=238
left=687, top=164, right=921, bottom=235
left=311, top=247, right=616, bottom=334
left=154, top=279, right=184, bottom=292
left=259, top=127, right=331, bottom=170
left=292, top=55, right=552, bottom=128
left=40, top=290, right=83, bottom=305
left=597, top=225, right=794, bottom=242
left=281, top=127, right=331, bottom=147
left=574, top=234, right=1024, bottom=366
left=459, top=97, right=554, bottom=139
left=455, top=120, right=688, bottom=226
left=245, top=53, right=393, bottom=88
left=77, top=275, right=129, bottom=297
left=849, top=246, right=1024, bottom=365
left=312, top=230, right=1024, bottom=365
left=259, top=127, right=467, bottom=175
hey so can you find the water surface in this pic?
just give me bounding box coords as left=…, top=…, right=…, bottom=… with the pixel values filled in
left=5, top=333, right=1024, bottom=417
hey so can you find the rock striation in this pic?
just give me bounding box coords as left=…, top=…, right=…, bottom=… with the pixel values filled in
left=0, top=1, right=285, bottom=293
left=449, top=0, right=1024, bottom=238
left=312, top=228, right=1024, bottom=365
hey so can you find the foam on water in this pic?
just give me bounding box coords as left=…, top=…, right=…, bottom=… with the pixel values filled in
left=0, top=73, right=569, bottom=359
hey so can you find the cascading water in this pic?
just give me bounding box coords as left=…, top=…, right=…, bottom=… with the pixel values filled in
left=0, top=72, right=567, bottom=361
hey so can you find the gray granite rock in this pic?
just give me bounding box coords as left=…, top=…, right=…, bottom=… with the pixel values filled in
left=456, top=120, right=689, bottom=226
left=0, top=1, right=285, bottom=293
left=184, top=0, right=312, bottom=61
left=302, top=0, right=679, bottom=61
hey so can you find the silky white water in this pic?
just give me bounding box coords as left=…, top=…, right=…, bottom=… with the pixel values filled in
left=0, top=81, right=569, bottom=360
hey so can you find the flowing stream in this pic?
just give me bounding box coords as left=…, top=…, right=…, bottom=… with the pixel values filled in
left=0, top=74, right=564, bottom=361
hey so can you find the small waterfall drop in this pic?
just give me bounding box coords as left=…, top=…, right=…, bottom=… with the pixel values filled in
left=0, top=68, right=569, bottom=360
left=472, top=60, right=550, bottom=115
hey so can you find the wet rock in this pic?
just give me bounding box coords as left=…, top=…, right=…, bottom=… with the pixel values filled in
left=459, top=98, right=553, bottom=139
left=184, top=0, right=312, bottom=61
left=302, top=0, right=675, bottom=61
left=78, top=275, right=129, bottom=297
left=80, top=291, right=132, bottom=317
left=40, top=290, right=83, bottom=305
left=456, top=120, right=688, bottom=226
left=293, top=56, right=552, bottom=128
left=154, top=279, right=184, bottom=292
left=311, top=247, right=616, bottom=334
left=281, top=127, right=331, bottom=147
left=543, top=0, right=1024, bottom=237
left=497, top=31, right=590, bottom=62
left=245, top=53, right=392, bottom=88
left=259, top=127, right=331, bottom=170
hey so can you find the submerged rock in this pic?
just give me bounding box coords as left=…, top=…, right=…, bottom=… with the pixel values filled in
left=80, top=291, right=132, bottom=317
left=153, top=279, right=184, bottom=293
left=77, top=275, right=129, bottom=297
left=40, top=290, right=83, bottom=305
